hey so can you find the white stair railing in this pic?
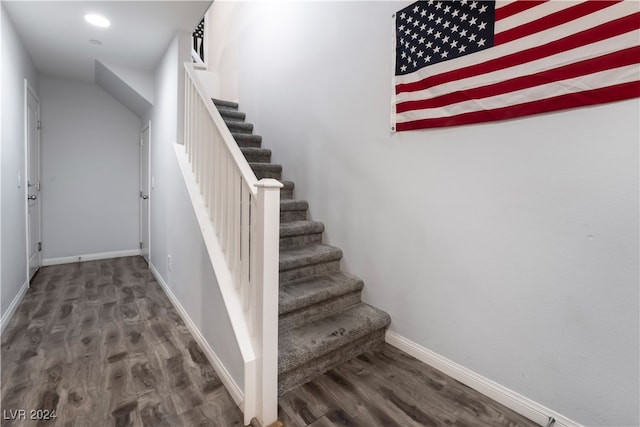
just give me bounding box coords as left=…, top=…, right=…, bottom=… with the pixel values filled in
left=178, top=62, right=281, bottom=427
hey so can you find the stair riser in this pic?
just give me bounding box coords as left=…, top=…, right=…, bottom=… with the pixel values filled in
left=280, top=261, right=341, bottom=284
left=279, top=291, right=362, bottom=332
left=227, top=123, right=253, bottom=134
left=237, top=141, right=262, bottom=149
left=280, top=188, right=294, bottom=200
left=243, top=152, right=271, bottom=163
left=280, top=210, right=307, bottom=223
left=280, top=233, right=322, bottom=250
left=219, top=110, right=246, bottom=121
left=253, top=169, right=282, bottom=180
left=212, top=99, right=238, bottom=110
left=234, top=137, right=261, bottom=148
left=278, top=328, right=386, bottom=395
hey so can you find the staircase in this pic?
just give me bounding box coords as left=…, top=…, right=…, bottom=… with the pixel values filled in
left=213, top=99, right=391, bottom=395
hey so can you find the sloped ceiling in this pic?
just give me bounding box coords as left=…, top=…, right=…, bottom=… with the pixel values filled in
left=95, top=60, right=152, bottom=116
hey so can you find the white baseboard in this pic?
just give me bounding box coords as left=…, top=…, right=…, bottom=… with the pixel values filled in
left=385, top=331, right=581, bottom=427
left=1, top=280, right=29, bottom=334
left=148, top=262, right=244, bottom=407
left=42, top=249, right=141, bottom=266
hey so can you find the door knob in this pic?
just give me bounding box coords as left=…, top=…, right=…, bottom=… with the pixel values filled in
left=142, top=195, right=149, bottom=200
left=27, top=195, right=37, bottom=200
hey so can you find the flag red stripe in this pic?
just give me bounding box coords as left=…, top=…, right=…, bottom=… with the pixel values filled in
left=396, top=46, right=640, bottom=113
left=494, top=0, right=549, bottom=22
left=396, top=81, right=640, bottom=130
left=396, top=11, right=640, bottom=95
left=494, top=1, right=619, bottom=45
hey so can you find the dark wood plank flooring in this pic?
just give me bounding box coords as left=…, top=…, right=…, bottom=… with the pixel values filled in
left=1, top=257, right=244, bottom=427
left=279, top=344, right=538, bottom=427
left=2, top=257, right=538, bottom=427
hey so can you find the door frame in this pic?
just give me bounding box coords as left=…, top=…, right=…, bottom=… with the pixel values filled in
left=24, top=79, right=41, bottom=282
left=140, top=121, right=151, bottom=263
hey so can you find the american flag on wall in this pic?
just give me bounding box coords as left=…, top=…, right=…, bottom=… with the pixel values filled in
left=392, top=0, right=640, bottom=131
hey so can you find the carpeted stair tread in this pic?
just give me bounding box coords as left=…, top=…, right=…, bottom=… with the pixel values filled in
left=279, top=219, right=324, bottom=249
left=280, top=181, right=295, bottom=192
left=249, top=162, right=282, bottom=172
left=241, top=147, right=271, bottom=163
left=250, top=162, right=282, bottom=179
left=280, top=181, right=295, bottom=200
left=279, top=244, right=342, bottom=271
left=212, top=98, right=238, bottom=110
left=280, top=199, right=308, bottom=211
left=218, top=108, right=246, bottom=121
left=278, top=303, right=391, bottom=373
left=279, top=272, right=363, bottom=315
left=280, top=220, right=324, bottom=238
left=280, top=199, right=307, bottom=222
left=224, top=119, right=253, bottom=134
left=232, top=133, right=262, bottom=147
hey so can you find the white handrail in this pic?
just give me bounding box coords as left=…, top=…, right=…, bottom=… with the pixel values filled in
left=182, top=62, right=282, bottom=426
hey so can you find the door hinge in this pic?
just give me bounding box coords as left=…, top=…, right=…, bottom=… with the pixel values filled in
left=37, top=120, right=41, bottom=130
left=140, top=138, right=143, bottom=147
left=38, top=242, right=42, bottom=251
left=139, top=242, right=143, bottom=249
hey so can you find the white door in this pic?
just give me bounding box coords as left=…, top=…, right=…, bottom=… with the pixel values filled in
left=26, top=83, right=41, bottom=280
left=140, top=125, right=150, bottom=262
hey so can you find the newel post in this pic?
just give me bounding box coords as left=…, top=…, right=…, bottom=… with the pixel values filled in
left=254, top=178, right=283, bottom=427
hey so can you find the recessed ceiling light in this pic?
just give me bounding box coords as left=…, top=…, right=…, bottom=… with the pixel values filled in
left=89, top=39, right=102, bottom=45
left=84, top=14, right=110, bottom=28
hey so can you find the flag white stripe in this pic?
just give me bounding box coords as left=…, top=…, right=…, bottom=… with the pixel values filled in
left=396, top=64, right=639, bottom=122
left=396, top=30, right=639, bottom=104
left=496, top=0, right=518, bottom=8
left=395, top=1, right=636, bottom=87
left=494, top=0, right=579, bottom=34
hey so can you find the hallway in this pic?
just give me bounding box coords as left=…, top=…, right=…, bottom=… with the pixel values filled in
left=1, top=257, right=243, bottom=426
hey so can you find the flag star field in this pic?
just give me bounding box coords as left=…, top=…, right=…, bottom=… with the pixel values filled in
left=395, top=0, right=495, bottom=75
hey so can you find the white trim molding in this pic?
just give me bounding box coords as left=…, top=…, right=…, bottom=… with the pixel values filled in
left=1, top=280, right=29, bottom=334
left=385, top=331, right=582, bottom=427
left=42, top=249, right=141, bottom=266
left=148, top=262, right=244, bottom=407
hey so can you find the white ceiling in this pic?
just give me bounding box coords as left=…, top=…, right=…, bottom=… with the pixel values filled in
left=4, top=1, right=212, bottom=82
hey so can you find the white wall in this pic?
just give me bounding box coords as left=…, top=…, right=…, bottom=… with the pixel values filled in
left=207, top=2, right=639, bottom=426
left=149, top=32, right=244, bottom=390
left=1, top=5, right=39, bottom=317
left=39, top=75, right=141, bottom=260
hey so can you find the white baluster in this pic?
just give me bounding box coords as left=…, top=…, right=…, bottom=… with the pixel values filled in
left=202, top=118, right=210, bottom=204
left=195, top=98, right=202, bottom=180
left=184, top=74, right=190, bottom=155
left=191, top=82, right=197, bottom=162
left=198, top=100, right=206, bottom=186
left=221, top=150, right=229, bottom=250
left=241, top=182, right=251, bottom=305
left=235, top=171, right=242, bottom=289
left=214, top=130, right=221, bottom=228
left=207, top=119, right=215, bottom=215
